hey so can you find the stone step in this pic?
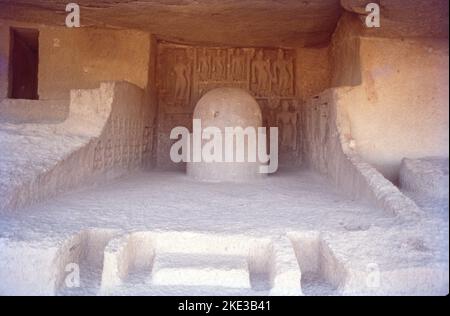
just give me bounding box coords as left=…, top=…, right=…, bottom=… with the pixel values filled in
left=152, top=253, right=251, bottom=288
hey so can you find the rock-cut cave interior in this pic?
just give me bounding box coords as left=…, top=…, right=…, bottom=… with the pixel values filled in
left=0, top=0, right=448, bottom=296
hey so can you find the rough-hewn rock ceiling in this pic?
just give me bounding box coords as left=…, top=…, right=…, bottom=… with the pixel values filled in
left=0, top=0, right=448, bottom=47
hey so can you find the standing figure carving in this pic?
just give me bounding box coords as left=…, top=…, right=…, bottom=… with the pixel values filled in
left=197, top=48, right=211, bottom=81
left=213, top=50, right=227, bottom=80
left=173, top=54, right=190, bottom=101
left=230, top=48, right=246, bottom=81
left=272, top=49, right=293, bottom=96
left=251, top=50, right=271, bottom=96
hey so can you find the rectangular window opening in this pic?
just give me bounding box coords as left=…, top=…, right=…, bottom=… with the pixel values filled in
left=9, top=27, right=39, bottom=100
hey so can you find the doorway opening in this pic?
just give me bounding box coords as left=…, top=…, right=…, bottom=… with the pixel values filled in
left=9, top=27, right=39, bottom=100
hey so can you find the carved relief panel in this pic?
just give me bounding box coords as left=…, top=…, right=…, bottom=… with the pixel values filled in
left=194, top=47, right=252, bottom=103
left=91, top=113, right=151, bottom=173
left=157, top=44, right=195, bottom=114
left=156, top=42, right=299, bottom=168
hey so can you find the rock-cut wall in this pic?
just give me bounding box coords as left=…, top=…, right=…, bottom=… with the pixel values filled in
left=0, top=81, right=152, bottom=213
left=329, top=13, right=449, bottom=182
left=300, top=88, right=422, bottom=220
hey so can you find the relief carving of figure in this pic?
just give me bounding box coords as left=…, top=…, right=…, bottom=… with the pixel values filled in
left=173, top=54, right=190, bottom=101
left=272, top=49, right=293, bottom=96
left=230, top=48, right=246, bottom=81
left=212, top=50, right=227, bottom=80
left=197, top=48, right=211, bottom=81
left=276, top=100, right=298, bottom=150
left=251, top=50, right=271, bottom=96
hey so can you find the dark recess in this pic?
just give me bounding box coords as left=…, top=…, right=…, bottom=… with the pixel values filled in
left=9, top=27, right=39, bottom=100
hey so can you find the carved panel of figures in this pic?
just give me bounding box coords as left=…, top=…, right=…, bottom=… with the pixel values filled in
left=229, top=48, right=248, bottom=81
left=157, top=43, right=295, bottom=110
left=250, top=48, right=295, bottom=97
left=156, top=42, right=298, bottom=167
left=271, top=49, right=295, bottom=96
left=212, top=49, right=228, bottom=81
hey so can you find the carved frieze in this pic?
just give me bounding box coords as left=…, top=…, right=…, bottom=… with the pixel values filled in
left=156, top=42, right=299, bottom=167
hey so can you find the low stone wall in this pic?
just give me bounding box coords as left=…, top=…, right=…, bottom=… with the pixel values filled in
left=0, top=98, right=69, bottom=123
left=0, top=81, right=152, bottom=213
left=301, top=88, right=422, bottom=220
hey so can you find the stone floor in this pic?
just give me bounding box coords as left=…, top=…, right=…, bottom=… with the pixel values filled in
left=0, top=169, right=448, bottom=295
